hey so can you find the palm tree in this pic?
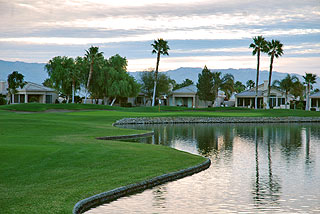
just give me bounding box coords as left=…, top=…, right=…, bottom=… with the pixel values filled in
left=266, top=40, right=284, bottom=109
left=303, top=73, right=317, bottom=111
left=246, top=80, right=255, bottom=89
left=249, top=36, right=267, bottom=109
left=7, top=71, right=26, bottom=104
left=272, top=74, right=299, bottom=109
left=84, top=46, right=103, bottom=104
left=151, top=38, right=170, bottom=106
left=212, top=72, right=234, bottom=106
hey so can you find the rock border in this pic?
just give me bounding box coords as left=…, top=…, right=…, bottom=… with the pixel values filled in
left=114, top=116, right=320, bottom=125
left=73, top=158, right=211, bottom=214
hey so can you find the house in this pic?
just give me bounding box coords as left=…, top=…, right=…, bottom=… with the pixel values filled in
left=0, top=81, right=58, bottom=104
left=167, top=84, right=212, bottom=108
left=235, top=80, right=293, bottom=109
left=310, top=92, right=320, bottom=111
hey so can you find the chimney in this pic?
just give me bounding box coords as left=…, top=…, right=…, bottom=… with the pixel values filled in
left=0, top=81, right=8, bottom=95
left=263, top=80, right=269, bottom=90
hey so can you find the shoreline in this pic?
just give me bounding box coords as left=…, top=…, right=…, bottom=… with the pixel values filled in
left=73, top=158, right=211, bottom=214
left=114, top=116, right=320, bottom=125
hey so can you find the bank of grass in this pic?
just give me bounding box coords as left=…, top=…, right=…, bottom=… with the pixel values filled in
left=1, top=103, right=320, bottom=117
left=0, top=106, right=206, bottom=214
left=1, top=104, right=320, bottom=213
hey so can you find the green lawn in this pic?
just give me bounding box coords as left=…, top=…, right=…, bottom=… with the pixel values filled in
left=1, top=104, right=320, bottom=214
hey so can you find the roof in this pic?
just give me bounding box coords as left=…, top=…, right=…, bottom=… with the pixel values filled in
left=236, top=89, right=263, bottom=97
left=18, top=82, right=56, bottom=92
left=172, top=84, right=197, bottom=94
left=310, top=92, right=320, bottom=98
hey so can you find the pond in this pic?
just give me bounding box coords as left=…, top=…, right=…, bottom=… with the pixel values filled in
left=86, top=123, right=320, bottom=213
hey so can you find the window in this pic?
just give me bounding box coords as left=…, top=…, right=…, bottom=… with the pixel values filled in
left=20, top=94, right=25, bottom=103
left=46, top=95, right=52, bottom=104
left=14, top=94, right=19, bottom=103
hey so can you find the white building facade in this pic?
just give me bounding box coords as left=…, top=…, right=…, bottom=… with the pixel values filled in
left=235, top=80, right=294, bottom=109
left=0, top=81, right=58, bottom=104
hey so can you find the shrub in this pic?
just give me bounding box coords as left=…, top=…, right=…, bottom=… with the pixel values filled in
left=310, top=107, right=316, bottom=111
left=120, top=102, right=132, bottom=107
left=0, top=96, right=7, bottom=105
left=296, top=102, right=305, bottom=110
left=28, top=97, right=38, bottom=103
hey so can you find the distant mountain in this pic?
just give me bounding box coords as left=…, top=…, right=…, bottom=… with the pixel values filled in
left=1, top=60, right=319, bottom=89
left=129, top=67, right=320, bottom=89
left=0, top=60, right=47, bottom=83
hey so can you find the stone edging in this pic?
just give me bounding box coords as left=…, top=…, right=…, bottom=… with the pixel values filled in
left=114, top=117, right=320, bottom=125
left=96, top=132, right=154, bottom=140
left=73, top=158, right=211, bottom=214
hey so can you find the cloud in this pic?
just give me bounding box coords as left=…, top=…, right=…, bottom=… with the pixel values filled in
left=0, top=0, right=319, bottom=74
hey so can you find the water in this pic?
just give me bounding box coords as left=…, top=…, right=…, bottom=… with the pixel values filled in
left=86, top=123, right=320, bottom=213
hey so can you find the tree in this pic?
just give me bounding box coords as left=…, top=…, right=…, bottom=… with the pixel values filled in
left=151, top=38, right=170, bottom=106
left=266, top=39, right=284, bottom=109
left=212, top=72, right=234, bottom=105
left=45, top=56, right=79, bottom=103
left=173, top=78, right=194, bottom=90
left=272, top=74, right=299, bottom=109
left=234, top=81, right=246, bottom=93
left=84, top=46, right=104, bottom=104
left=106, top=55, right=140, bottom=106
left=7, top=71, right=26, bottom=104
left=88, top=54, right=140, bottom=106
left=197, top=66, right=214, bottom=102
left=140, top=70, right=172, bottom=102
left=291, top=81, right=304, bottom=100
left=42, top=78, right=54, bottom=88
left=303, top=73, right=317, bottom=111
left=246, top=80, right=255, bottom=89
left=249, top=35, right=267, bottom=109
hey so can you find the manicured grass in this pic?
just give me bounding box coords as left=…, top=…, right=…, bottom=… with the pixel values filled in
left=0, top=103, right=121, bottom=112
left=0, top=107, right=205, bottom=214
left=1, top=103, right=320, bottom=117
left=1, top=103, right=320, bottom=213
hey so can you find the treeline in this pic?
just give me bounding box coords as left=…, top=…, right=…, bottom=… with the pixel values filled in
left=44, top=46, right=140, bottom=105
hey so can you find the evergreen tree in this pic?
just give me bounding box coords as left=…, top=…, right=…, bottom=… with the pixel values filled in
left=197, top=66, right=214, bottom=101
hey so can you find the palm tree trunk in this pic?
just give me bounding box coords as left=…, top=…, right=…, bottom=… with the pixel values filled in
left=84, top=60, right=94, bottom=104
left=72, top=80, right=75, bottom=104
left=267, top=54, right=274, bottom=109
left=285, top=92, right=288, bottom=109
left=110, top=97, right=116, bottom=106
left=306, top=84, right=310, bottom=110
left=255, top=50, right=260, bottom=109
left=152, top=50, right=161, bottom=106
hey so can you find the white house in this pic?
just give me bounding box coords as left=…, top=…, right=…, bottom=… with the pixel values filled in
left=310, top=92, right=320, bottom=111
left=0, top=81, right=58, bottom=104
left=167, top=84, right=215, bottom=108
left=235, top=80, right=294, bottom=109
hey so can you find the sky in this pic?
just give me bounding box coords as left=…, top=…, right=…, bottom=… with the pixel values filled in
left=0, top=0, right=319, bottom=75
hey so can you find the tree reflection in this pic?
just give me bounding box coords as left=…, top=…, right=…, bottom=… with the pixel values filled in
left=152, top=185, right=167, bottom=208
left=252, top=126, right=281, bottom=207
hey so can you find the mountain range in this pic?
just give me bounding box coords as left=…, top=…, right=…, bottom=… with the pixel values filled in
left=1, top=59, right=319, bottom=89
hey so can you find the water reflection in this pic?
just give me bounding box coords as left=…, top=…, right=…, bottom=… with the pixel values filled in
left=252, top=127, right=281, bottom=208
left=87, top=123, right=320, bottom=214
